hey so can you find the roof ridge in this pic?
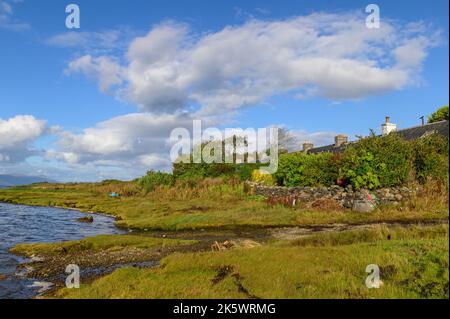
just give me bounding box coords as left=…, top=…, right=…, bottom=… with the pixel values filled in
left=396, top=119, right=449, bottom=132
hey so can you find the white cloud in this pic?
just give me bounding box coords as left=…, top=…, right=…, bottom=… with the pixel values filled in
left=46, top=28, right=135, bottom=54
left=291, top=130, right=338, bottom=148
left=65, top=55, right=123, bottom=92
left=0, top=0, right=29, bottom=31
left=0, top=115, right=47, bottom=162
left=46, top=112, right=200, bottom=172
left=65, top=13, right=440, bottom=116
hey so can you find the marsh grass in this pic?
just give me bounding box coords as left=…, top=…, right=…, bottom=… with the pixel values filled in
left=1, top=181, right=447, bottom=299
left=0, top=180, right=447, bottom=231
left=55, top=225, right=449, bottom=299
left=10, top=234, right=197, bottom=256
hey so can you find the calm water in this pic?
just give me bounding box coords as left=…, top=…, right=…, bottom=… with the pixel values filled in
left=0, top=203, right=123, bottom=299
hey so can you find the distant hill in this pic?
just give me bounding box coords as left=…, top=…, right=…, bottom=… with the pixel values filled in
left=0, top=175, right=56, bottom=188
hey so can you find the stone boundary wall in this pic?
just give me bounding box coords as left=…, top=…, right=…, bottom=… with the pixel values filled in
left=245, top=182, right=420, bottom=212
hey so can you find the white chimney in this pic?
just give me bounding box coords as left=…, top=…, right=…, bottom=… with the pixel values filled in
left=381, top=116, right=397, bottom=136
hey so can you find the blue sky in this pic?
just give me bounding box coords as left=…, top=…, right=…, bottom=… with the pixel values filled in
left=0, top=0, right=448, bottom=181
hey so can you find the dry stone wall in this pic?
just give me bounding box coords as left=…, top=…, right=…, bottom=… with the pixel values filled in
left=245, top=182, right=419, bottom=212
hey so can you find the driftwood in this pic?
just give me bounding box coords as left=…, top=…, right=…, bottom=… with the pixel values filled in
left=211, top=240, right=235, bottom=251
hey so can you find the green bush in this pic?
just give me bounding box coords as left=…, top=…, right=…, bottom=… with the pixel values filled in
left=274, top=152, right=339, bottom=187
left=137, top=170, right=175, bottom=192
left=341, top=133, right=414, bottom=188
left=166, top=132, right=448, bottom=190
left=339, top=150, right=383, bottom=190
left=173, top=162, right=262, bottom=181
left=412, top=133, right=449, bottom=185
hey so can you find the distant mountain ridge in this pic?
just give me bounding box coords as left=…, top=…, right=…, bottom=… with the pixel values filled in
left=0, top=175, right=56, bottom=188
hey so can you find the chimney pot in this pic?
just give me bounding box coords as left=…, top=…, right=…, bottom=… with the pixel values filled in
left=334, top=134, right=348, bottom=147
left=302, top=141, right=314, bottom=153
left=386, top=116, right=390, bottom=124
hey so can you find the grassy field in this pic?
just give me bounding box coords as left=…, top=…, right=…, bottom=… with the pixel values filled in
left=55, top=225, right=449, bottom=299
left=1, top=180, right=448, bottom=299
left=0, top=180, right=447, bottom=231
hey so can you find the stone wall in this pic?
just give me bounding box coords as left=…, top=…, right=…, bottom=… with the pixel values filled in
left=245, top=182, right=419, bottom=212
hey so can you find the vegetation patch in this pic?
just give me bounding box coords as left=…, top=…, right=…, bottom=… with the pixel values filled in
left=11, top=234, right=197, bottom=256
left=55, top=225, right=449, bottom=299
left=0, top=180, right=447, bottom=231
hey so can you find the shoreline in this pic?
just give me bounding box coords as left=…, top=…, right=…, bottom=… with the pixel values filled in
left=2, top=199, right=448, bottom=233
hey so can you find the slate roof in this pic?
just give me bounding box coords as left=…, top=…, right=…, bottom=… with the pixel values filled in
left=307, top=120, right=449, bottom=154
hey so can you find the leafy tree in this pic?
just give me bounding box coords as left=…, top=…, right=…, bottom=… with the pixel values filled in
left=428, top=105, right=449, bottom=123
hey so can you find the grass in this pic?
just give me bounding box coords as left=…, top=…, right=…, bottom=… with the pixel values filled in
left=283, top=224, right=450, bottom=247
left=1, top=180, right=448, bottom=299
left=0, top=180, right=447, bottom=231
left=10, top=234, right=197, bottom=256
left=55, top=225, right=449, bottom=299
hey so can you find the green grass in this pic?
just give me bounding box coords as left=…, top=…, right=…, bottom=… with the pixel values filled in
left=55, top=225, right=449, bottom=299
left=283, top=224, right=450, bottom=247
left=1, top=182, right=447, bottom=299
left=10, top=234, right=197, bottom=256
left=0, top=182, right=447, bottom=231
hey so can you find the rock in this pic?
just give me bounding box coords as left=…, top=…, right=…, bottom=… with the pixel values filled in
left=253, top=183, right=416, bottom=210
left=352, top=199, right=376, bottom=213
left=30, top=255, right=45, bottom=262
left=77, top=216, right=94, bottom=223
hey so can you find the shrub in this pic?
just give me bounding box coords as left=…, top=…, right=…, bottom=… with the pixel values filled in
left=274, top=152, right=339, bottom=187
left=137, top=170, right=175, bottom=192
left=251, top=169, right=274, bottom=185
left=341, top=133, right=414, bottom=188
left=173, top=162, right=262, bottom=181
left=339, top=150, right=383, bottom=190
left=412, top=133, right=449, bottom=186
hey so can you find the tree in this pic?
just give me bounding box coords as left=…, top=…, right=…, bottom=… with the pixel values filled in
left=428, top=105, right=449, bottom=123
left=277, top=127, right=298, bottom=153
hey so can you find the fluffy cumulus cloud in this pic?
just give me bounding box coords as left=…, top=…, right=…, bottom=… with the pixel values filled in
left=65, top=55, right=124, bottom=92
left=0, top=115, right=47, bottom=162
left=45, top=112, right=200, bottom=172
left=66, top=13, right=439, bottom=116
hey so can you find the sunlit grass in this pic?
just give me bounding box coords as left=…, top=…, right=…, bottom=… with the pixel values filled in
left=55, top=225, right=449, bottom=299
left=10, top=234, right=197, bottom=256
left=0, top=180, right=447, bottom=231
